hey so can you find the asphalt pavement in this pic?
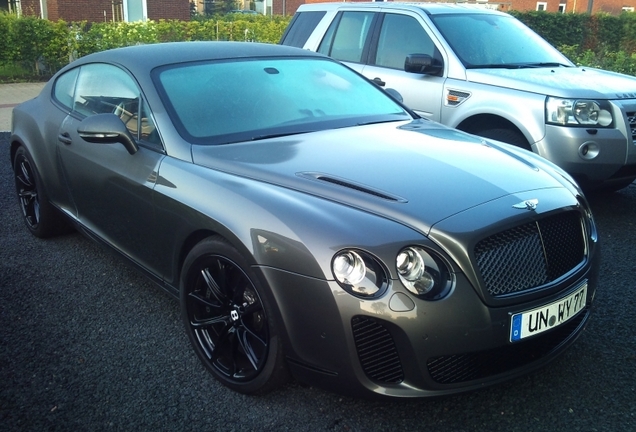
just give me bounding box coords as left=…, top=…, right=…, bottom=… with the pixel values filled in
left=1, top=101, right=636, bottom=429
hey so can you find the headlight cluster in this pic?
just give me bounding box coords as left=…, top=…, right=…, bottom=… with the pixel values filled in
left=546, top=97, right=613, bottom=127
left=332, top=250, right=388, bottom=298
left=396, top=246, right=453, bottom=300
left=331, top=246, right=453, bottom=301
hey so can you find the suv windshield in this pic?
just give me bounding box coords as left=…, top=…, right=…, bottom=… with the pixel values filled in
left=431, top=13, right=572, bottom=69
left=155, top=57, right=410, bottom=145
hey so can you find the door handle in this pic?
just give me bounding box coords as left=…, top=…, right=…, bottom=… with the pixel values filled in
left=58, top=133, right=72, bottom=145
left=372, top=77, right=386, bottom=87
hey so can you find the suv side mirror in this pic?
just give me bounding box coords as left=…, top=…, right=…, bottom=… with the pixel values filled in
left=405, top=54, right=443, bottom=76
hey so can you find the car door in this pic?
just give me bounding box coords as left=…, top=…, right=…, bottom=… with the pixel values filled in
left=361, top=12, right=446, bottom=121
left=56, top=63, right=166, bottom=277
left=316, top=10, right=378, bottom=75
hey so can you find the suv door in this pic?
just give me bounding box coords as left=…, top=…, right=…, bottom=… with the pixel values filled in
left=316, top=11, right=378, bottom=75
left=363, top=12, right=446, bottom=121
left=317, top=10, right=446, bottom=121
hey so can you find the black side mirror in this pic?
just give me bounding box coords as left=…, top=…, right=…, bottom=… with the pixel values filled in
left=404, top=54, right=443, bottom=76
left=77, top=113, right=138, bottom=155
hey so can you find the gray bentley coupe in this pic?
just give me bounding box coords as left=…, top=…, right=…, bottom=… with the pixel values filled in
left=10, top=41, right=599, bottom=398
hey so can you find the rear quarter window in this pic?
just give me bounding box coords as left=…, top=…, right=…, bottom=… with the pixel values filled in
left=53, top=68, right=80, bottom=110
left=279, top=11, right=326, bottom=47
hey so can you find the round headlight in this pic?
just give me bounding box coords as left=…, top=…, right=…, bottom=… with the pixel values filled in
left=333, top=251, right=365, bottom=285
left=573, top=100, right=603, bottom=125
left=332, top=250, right=388, bottom=298
left=396, top=246, right=453, bottom=300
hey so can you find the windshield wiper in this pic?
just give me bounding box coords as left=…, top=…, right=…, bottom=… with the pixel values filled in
left=519, top=62, right=570, bottom=68
left=249, top=130, right=313, bottom=141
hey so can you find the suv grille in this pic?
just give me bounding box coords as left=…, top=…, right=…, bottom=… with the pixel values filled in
left=474, top=211, right=585, bottom=298
left=351, top=316, right=404, bottom=384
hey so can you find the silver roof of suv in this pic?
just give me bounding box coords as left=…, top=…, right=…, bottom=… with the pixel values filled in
left=297, top=2, right=507, bottom=16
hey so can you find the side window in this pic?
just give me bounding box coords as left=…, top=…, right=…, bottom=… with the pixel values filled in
left=375, top=14, right=437, bottom=70
left=318, top=11, right=374, bottom=63
left=279, top=11, right=326, bottom=47
left=73, top=63, right=160, bottom=146
left=53, top=68, right=80, bottom=110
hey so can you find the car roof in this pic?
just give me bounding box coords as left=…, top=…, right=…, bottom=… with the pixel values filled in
left=297, top=2, right=505, bottom=16
left=68, top=41, right=326, bottom=76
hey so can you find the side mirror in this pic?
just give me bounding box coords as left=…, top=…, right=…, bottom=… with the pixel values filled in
left=404, top=54, right=443, bottom=76
left=77, top=113, right=138, bottom=155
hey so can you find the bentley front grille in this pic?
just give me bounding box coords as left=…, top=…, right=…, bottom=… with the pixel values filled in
left=474, top=211, right=585, bottom=298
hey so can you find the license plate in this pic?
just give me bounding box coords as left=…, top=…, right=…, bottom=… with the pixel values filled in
left=510, top=282, right=587, bottom=342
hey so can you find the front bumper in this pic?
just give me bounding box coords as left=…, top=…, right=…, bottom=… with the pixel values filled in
left=259, top=245, right=600, bottom=398
left=534, top=124, right=636, bottom=187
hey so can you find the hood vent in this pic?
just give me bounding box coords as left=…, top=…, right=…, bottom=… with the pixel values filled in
left=297, top=172, right=408, bottom=203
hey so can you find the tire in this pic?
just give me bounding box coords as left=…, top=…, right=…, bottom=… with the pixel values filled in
left=13, top=146, right=71, bottom=238
left=180, top=236, right=289, bottom=394
left=477, top=128, right=531, bottom=151
left=589, top=177, right=635, bottom=194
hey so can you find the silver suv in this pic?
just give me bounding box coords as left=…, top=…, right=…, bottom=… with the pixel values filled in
left=281, top=2, right=636, bottom=191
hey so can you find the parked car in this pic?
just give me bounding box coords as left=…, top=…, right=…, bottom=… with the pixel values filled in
left=280, top=2, right=636, bottom=191
left=10, top=41, right=599, bottom=398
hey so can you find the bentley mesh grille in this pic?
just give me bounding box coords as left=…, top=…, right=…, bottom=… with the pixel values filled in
left=351, top=316, right=404, bottom=384
left=474, top=211, right=585, bottom=297
left=427, top=308, right=588, bottom=384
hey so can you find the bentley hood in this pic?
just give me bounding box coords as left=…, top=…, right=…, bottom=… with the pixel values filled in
left=191, top=120, right=573, bottom=235
left=466, top=66, right=636, bottom=99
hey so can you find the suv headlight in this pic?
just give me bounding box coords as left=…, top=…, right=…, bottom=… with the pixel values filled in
left=396, top=246, right=453, bottom=300
left=546, top=97, right=613, bottom=127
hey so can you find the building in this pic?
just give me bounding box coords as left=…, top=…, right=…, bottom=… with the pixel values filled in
left=2, top=0, right=190, bottom=21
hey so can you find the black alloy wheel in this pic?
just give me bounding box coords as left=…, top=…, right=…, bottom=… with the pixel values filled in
left=14, top=149, right=40, bottom=230
left=13, top=146, right=70, bottom=238
left=181, top=237, right=288, bottom=394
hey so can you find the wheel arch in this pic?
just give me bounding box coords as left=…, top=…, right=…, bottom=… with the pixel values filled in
left=9, top=137, right=26, bottom=170
left=456, top=114, right=532, bottom=151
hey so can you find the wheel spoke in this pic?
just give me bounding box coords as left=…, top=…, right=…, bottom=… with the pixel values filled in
left=239, top=320, right=267, bottom=350
left=201, top=267, right=227, bottom=304
left=190, top=312, right=230, bottom=329
left=188, top=290, right=223, bottom=309
left=224, top=327, right=239, bottom=377
left=18, top=162, right=33, bottom=187
left=236, top=326, right=261, bottom=371
left=207, top=322, right=232, bottom=362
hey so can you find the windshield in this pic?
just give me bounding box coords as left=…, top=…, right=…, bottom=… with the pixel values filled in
left=155, top=57, right=411, bottom=145
left=431, top=13, right=573, bottom=69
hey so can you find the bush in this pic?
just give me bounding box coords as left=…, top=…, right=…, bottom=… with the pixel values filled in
left=2, top=11, right=636, bottom=82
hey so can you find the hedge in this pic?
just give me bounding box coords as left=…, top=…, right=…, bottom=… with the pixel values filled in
left=1, top=11, right=636, bottom=81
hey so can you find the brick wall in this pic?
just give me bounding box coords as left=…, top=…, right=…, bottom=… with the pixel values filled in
left=273, top=0, right=306, bottom=15
left=18, top=0, right=189, bottom=22
left=148, top=0, right=190, bottom=20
